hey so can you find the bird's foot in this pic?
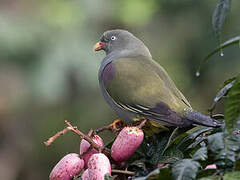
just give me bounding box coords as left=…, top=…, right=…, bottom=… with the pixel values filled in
left=95, top=119, right=125, bottom=134
left=109, top=119, right=125, bottom=130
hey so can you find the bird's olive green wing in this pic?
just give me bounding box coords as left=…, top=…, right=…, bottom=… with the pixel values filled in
left=149, top=59, right=192, bottom=108
left=103, top=57, right=192, bottom=125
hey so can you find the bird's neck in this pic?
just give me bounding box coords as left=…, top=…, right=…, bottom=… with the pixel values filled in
left=106, top=47, right=152, bottom=60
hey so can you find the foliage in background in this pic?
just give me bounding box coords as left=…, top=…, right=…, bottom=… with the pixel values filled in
left=212, top=0, right=232, bottom=47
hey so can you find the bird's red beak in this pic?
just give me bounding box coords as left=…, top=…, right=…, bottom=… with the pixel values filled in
left=93, top=41, right=106, bottom=51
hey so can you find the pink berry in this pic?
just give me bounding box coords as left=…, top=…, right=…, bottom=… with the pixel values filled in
left=111, top=126, right=144, bottom=162
left=80, top=135, right=104, bottom=168
left=157, top=163, right=164, bottom=168
left=88, top=153, right=111, bottom=180
left=49, top=153, right=84, bottom=180
left=205, top=164, right=217, bottom=169
left=81, top=169, right=90, bottom=180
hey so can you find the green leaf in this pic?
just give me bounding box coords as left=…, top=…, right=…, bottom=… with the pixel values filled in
left=197, top=176, right=221, bottom=180
left=196, top=36, right=240, bottom=75
left=104, top=174, right=113, bottom=180
left=209, top=78, right=236, bottom=113
left=161, top=147, right=184, bottom=164
left=224, top=171, right=240, bottom=180
left=196, top=169, right=217, bottom=179
left=207, top=132, right=240, bottom=172
left=187, top=136, right=206, bottom=151
left=223, top=77, right=238, bottom=86
left=158, top=156, right=181, bottom=165
left=235, top=159, right=240, bottom=171
left=134, top=167, right=172, bottom=180
left=225, top=75, right=240, bottom=133
left=128, top=159, right=150, bottom=177
left=145, top=132, right=173, bottom=165
left=207, top=132, right=224, bottom=153
left=192, top=147, right=208, bottom=161
left=177, top=126, right=213, bottom=151
left=172, top=159, right=200, bottom=180
left=161, top=127, right=180, bottom=155
left=212, top=0, right=232, bottom=40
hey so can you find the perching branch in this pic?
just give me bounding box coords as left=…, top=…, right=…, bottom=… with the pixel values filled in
left=111, top=169, right=135, bottom=176
left=44, top=127, right=72, bottom=146
left=44, top=120, right=110, bottom=156
left=137, top=119, right=147, bottom=129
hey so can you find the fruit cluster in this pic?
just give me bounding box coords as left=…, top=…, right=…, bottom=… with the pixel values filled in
left=49, top=126, right=144, bottom=180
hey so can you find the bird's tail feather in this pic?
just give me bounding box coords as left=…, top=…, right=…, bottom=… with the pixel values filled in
left=183, top=111, right=222, bottom=127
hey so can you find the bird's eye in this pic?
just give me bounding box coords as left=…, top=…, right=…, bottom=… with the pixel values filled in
left=111, top=36, right=117, bottom=41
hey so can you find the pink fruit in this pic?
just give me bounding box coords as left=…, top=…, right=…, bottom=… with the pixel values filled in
left=88, top=153, right=111, bottom=180
left=81, top=169, right=90, bottom=180
left=111, top=126, right=144, bottom=162
left=157, top=163, right=164, bottom=168
left=49, top=153, right=84, bottom=180
left=80, top=135, right=104, bottom=168
left=205, top=164, right=217, bottom=169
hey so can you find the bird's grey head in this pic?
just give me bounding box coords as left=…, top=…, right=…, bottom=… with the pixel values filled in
left=94, top=29, right=151, bottom=58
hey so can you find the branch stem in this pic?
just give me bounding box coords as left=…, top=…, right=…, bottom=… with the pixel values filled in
left=111, top=169, right=135, bottom=176
left=137, top=119, right=147, bottom=129
left=64, top=120, right=110, bottom=156
left=44, top=127, right=71, bottom=146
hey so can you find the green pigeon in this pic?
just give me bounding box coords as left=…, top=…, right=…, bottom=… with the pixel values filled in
left=94, top=29, right=221, bottom=130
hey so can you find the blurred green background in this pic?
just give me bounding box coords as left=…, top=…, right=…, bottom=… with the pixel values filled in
left=0, top=0, right=239, bottom=179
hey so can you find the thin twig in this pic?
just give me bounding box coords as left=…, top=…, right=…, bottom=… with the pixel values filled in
left=88, top=129, right=94, bottom=137
left=44, top=127, right=71, bottom=146
left=137, top=119, right=147, bottom=129
left=64, top=120, right=111, bottom=156
left=111, top=169, right=135, bottom=176
left=161, top=127, right=179, bottom=155
left=79, top=129, right=95, bottom=158
left=80, top=146, right=94, bottom=158
left=95, top=125, right=112, bottom=134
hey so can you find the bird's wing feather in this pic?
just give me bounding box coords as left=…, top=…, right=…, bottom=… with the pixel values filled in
left=102, top=57, right=192, bottom=124
left=149, top=60, right=192, bottom=108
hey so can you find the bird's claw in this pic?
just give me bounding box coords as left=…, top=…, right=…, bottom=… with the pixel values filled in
left=109, top=119, right=124, bottom=130
left=94, top=119, right=125, bottom=134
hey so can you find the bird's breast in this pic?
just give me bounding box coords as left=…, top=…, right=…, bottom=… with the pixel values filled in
left=101, top=62, right=115, bottom=85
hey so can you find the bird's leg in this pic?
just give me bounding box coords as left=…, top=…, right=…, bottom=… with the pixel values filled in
left=109, top=119, right=125, bottom=130
left=95, top=119, right=125, bottom=134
